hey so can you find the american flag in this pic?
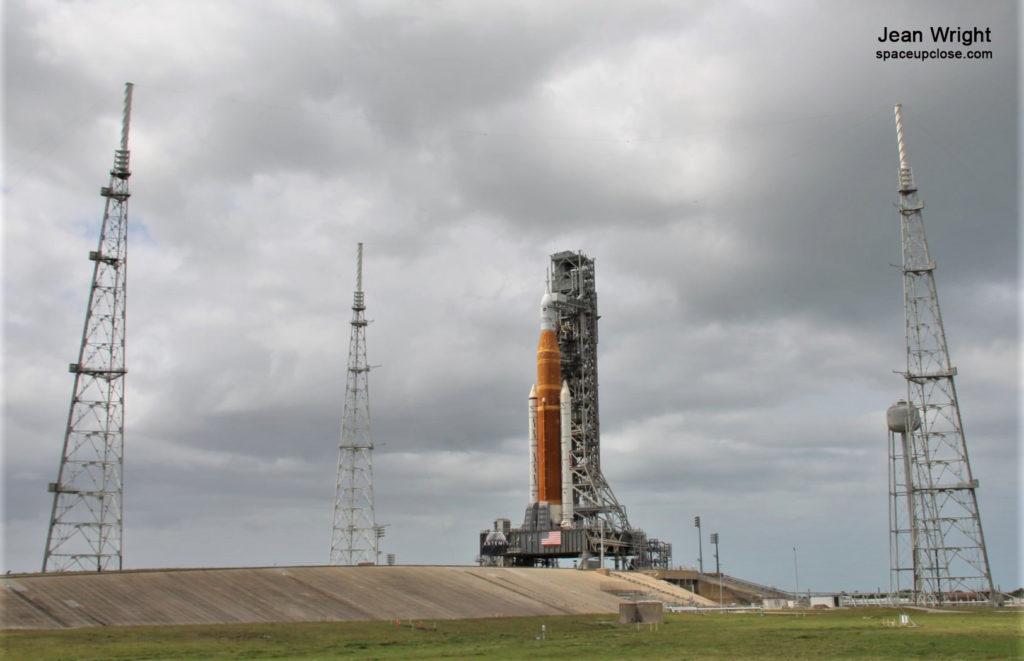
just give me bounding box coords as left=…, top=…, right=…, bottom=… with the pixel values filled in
left=541, top=530, right=562, bottom=546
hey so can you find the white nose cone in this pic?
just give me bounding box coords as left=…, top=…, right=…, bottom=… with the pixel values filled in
left=540, top=293, right=556, bottom=331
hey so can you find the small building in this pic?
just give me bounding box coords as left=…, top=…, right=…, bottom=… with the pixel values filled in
left=810, top=595, right=841, bottom=608
left=619, top=601, right=663, bottom=624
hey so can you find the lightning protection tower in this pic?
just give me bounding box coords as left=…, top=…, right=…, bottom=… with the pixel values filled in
left=330, top=243, right=380, bottom=565
left=43, top=82, right=134, bottom=572
left=887, top=104, right=995, bottom=605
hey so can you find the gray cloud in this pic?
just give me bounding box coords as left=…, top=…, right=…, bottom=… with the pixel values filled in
left=3, top=0, right=1018, bottom=592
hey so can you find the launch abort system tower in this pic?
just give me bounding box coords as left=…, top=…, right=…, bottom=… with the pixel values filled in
left=43, top=83, right=134, bottom=573
left=886, top=105, right=995, bottom=605
left=480, top=251, right=671, bottom=569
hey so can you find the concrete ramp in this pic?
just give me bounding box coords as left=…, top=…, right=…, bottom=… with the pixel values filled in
left=2, top=566, right=644, bottom=629
left=607, top=571, right=717, bottom=607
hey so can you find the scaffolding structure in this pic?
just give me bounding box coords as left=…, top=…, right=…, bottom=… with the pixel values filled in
left=887, top=105, right=995, bottom=605
left=330, top=243, right=381, bottom=565
left=481, top=251, right=671, bottom=570
left=43, top=83, right=134, bottom=572
left=549, top=251, right=667, bottom=566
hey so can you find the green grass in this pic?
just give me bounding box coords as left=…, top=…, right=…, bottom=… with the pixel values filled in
left=2, top=608, right=1021, bottom=660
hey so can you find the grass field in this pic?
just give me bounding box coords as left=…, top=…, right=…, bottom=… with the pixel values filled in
left=3, top=608, right=1021, bottom=660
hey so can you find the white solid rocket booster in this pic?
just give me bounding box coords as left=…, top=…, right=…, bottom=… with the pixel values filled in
left=528, top=384, right=538, bottom=505
left=559, top=380, right=573, bottom=527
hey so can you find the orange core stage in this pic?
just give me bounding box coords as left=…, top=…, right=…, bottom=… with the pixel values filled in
left=536, top=323, right=562, bottom=505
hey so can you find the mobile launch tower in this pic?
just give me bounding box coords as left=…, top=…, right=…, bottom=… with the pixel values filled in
left=886, top=105, right=995, bottom=605
left=43, top=83, right=134, bottom=572
left=329, top=243, right=383, bottom=565
left=481, top=251, right=671, bottom=569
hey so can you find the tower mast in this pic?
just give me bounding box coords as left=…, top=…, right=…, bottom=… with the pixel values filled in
left=330, top=243, right=380, bottom=565
left=888, top=104, right=995, bottom=605
left=43, top=82, right=134, bottom=572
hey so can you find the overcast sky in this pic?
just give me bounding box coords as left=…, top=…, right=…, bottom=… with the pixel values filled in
left=3, top=1, right=1020, bottom=593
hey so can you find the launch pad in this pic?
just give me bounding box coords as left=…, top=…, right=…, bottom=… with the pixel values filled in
left=481, top=519, right=667, bottom=569
left=480, top=251, right=671, bottom=569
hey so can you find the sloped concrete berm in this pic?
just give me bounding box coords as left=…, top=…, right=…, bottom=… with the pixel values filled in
left=1, top=565, right=702, bottom=629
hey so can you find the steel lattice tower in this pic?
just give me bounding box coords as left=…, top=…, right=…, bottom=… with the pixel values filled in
left=330, top=243, right=380, bottom=565
left=43, top=83, right=134, bottom=572
left=887, top=104, right=995, bottom=605
left=549, top=253, right=627, bottom=533
left=549, top=251, right=670, bottom=569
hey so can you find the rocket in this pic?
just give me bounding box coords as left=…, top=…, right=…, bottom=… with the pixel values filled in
left=528, top=290, right=573, bottom=528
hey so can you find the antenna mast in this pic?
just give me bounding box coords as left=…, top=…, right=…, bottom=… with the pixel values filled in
left=887, top=104, right=995, bottom=605
left=330, top=243, right=381, bottom=565
left=43, top=82, right=134, bottom=572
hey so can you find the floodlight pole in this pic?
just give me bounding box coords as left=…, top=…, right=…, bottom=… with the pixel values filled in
left=710, top=532, right=722, bottom=609
left=694, top=516, right=704, bottom=575
left=793, top=547, right=800, bottom=602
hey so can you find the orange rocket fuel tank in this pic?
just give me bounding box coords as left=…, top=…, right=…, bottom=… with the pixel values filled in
left=536, top=292, right=562, bottom=506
